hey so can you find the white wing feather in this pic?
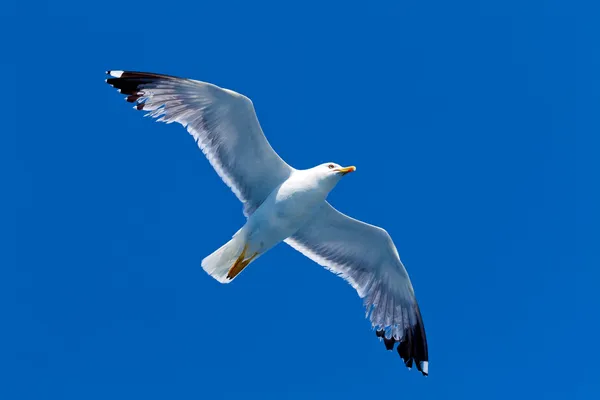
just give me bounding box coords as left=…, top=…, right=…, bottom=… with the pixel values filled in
left=106, top=71, right=293, bottom=216
left=285, top=202, right=429, bottom=374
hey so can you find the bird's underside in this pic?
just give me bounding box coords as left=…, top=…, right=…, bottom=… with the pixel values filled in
left=105, top=70, right=429, bottom=376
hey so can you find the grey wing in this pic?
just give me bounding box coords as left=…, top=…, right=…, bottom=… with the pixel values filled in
left=106, top=70, right=293, bottom=216
left=285, top=202, right=429, bottom=375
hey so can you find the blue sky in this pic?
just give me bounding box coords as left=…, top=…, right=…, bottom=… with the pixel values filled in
left=2, top=0, right=597, bottom=398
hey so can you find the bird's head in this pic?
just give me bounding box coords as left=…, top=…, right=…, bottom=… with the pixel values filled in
left=307, top=162, right=356, bottom=192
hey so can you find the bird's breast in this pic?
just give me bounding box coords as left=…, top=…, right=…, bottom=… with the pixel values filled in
left=271, top=192, right=316, bottom=227
left=256, top=180, right=325, bottom=232
left=243, top=179, right=326, bottom=252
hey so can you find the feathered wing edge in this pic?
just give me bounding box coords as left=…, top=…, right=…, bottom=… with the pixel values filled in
left=375, top=303, right=428, bottom=375
left=104, top=70, right=293, bottom=217
left=286, top=230, right=429, bottom=376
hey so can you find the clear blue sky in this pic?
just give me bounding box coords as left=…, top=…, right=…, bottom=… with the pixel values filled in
left=2, top=0, right=597, bottom=398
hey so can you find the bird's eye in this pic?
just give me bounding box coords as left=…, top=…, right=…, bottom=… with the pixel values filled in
left=328, top=164, right=335, bottom=169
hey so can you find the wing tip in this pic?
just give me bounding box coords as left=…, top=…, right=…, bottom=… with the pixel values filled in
left=107, top=70, right=124, bottom=78
left=105, top=70, right=151, bottom=108
left=375, top=303, right=429, bottom=376
left=104, top=70, right=181, bottom=106
left=418, top=361, right=429, bottom=376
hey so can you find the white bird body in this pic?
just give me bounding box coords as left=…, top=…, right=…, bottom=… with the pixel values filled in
left=245, top=168, right=330, bottom=252
left=106, top=70, right=429, bottom=376
left=203, top=165, right=349, bottom=281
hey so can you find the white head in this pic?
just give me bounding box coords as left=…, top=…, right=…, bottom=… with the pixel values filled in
left=305, top=162, right=357, bottom=193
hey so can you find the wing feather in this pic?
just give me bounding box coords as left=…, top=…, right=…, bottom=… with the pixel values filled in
left=106, top=70, right=293, bottom=216
left=285, top=202, right=429, bottom=375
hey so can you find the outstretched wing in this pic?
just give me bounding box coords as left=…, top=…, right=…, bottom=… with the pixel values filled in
left=106, top=71, right=293, bottom=216
left=285, top=202, right=429, bottom=375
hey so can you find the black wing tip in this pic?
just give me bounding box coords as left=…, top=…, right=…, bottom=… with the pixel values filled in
left=382, top=335, right=396, bottom=351
left=105, top=70, right=151, bottom=108
left=105, top=70, right=180, bottom=80
left=105, top=70, right=182, bottom=109
left=375, top=304, right=429, bottom=376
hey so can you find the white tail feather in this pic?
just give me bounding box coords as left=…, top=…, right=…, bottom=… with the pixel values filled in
left=201, top=234, right=246, bottom=284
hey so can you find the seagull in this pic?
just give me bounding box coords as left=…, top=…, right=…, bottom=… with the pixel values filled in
left=105, top=70, right=429, bottom=375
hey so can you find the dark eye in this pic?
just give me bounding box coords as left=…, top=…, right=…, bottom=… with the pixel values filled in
left=328, top=164, right=335, bottom=169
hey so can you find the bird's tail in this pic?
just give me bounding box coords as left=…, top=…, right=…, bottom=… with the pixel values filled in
left=202, top=231, right=257, bottom=283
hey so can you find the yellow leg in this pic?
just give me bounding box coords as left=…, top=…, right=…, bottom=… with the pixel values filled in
left=227, top=244, right=259, bottom=280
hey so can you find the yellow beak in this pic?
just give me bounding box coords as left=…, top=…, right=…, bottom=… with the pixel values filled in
left=335, top=166, right=357, bottom=174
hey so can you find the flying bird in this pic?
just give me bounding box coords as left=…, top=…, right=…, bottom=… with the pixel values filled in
left=105, top=70, right=429, bottom=375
